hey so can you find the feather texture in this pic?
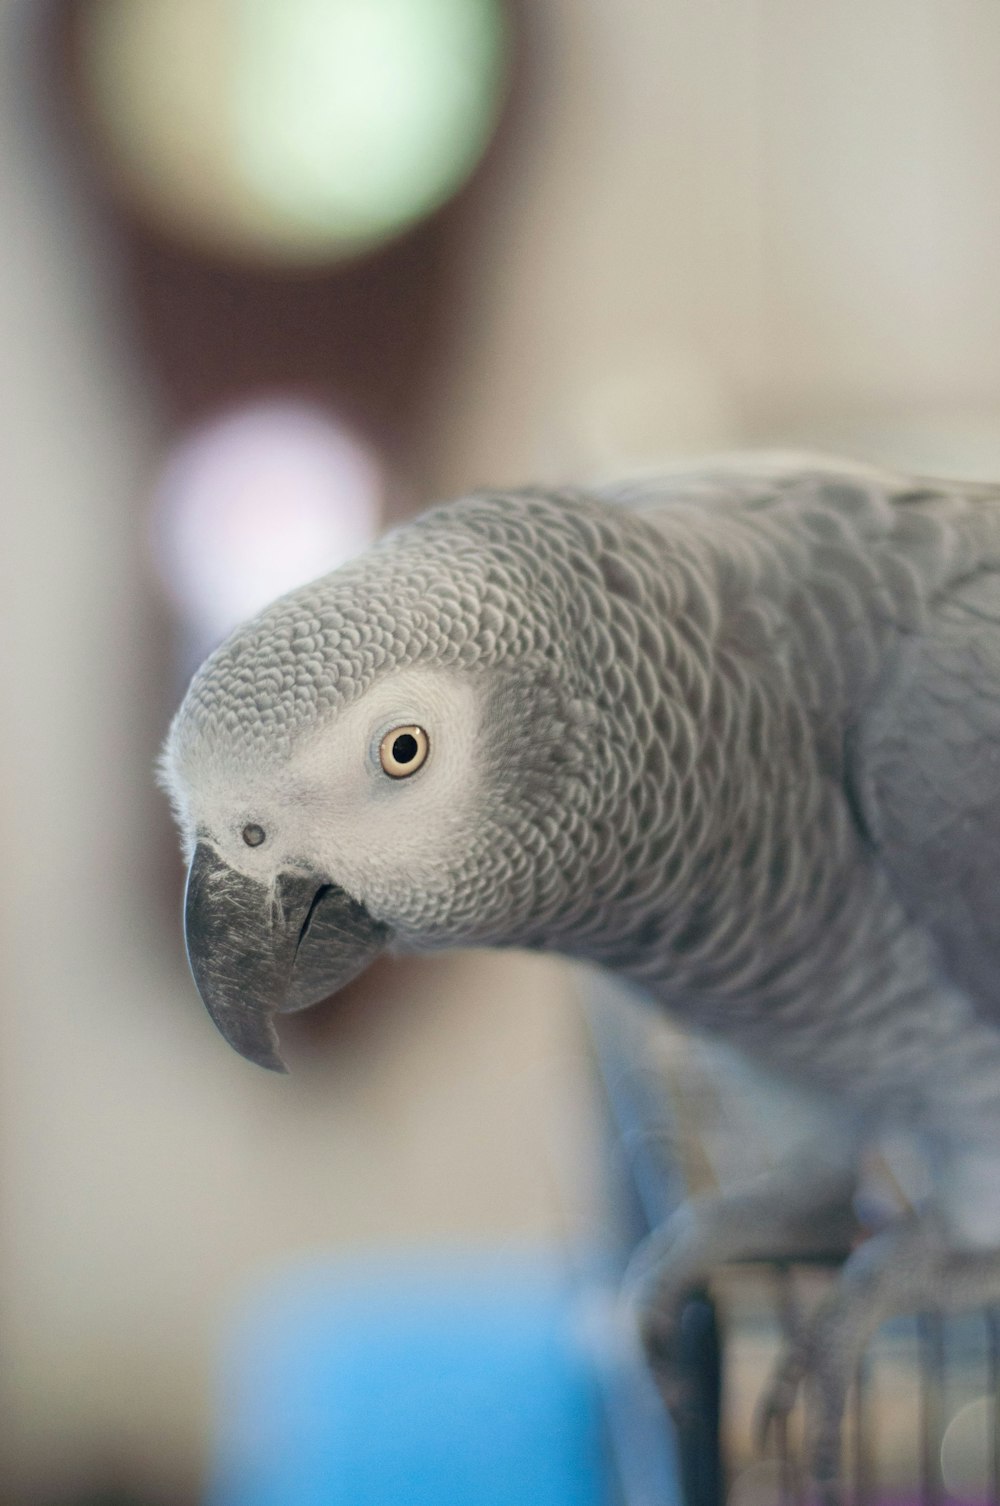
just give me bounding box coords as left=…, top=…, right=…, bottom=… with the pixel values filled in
left=167, top=453, right=1000, bottom=1138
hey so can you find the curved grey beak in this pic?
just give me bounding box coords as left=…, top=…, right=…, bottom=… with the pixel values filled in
left=184, top=843, right=389, bottom=1072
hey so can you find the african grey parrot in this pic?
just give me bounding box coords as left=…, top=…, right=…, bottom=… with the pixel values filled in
left=162, top=453, right=1000, bottom=1497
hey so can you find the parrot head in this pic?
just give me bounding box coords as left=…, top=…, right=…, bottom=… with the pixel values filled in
left=160, top=491, right=643, bottom=1071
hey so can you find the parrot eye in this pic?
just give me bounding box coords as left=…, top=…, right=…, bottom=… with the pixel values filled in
left=242, top=823, right=266, bottom=847
left=379, top=725, right=429, bottom=779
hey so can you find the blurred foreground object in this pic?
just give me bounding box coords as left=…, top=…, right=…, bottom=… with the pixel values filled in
left=76, top=0, right=509, bottom=265
left=208, top=1250, right=671, bottom=1506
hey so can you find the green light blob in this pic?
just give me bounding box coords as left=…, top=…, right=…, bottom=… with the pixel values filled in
left=234, top=0, right=508, bottom=248
left=79, top=0, right=509, bottom=264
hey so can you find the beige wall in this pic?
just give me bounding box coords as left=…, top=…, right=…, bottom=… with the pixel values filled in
left=427, top=0, right=1000, bottom=495
left=4, top=0, right=1000, bottom=1497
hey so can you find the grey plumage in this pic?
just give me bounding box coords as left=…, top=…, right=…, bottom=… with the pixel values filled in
left=163, top=453, right=1000, bottom=1495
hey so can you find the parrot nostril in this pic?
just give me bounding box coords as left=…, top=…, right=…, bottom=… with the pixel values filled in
left=242, top=823, right=266, bottom=847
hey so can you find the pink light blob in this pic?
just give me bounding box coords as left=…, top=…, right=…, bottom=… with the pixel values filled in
left=153, top=400, right=384, bottom=654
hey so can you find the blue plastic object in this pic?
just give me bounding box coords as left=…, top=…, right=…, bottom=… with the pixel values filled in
left=208, top=1250, right=614, bottom=1506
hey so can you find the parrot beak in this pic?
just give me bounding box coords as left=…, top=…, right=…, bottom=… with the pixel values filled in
left=183, top=843, right=389, bottom=1072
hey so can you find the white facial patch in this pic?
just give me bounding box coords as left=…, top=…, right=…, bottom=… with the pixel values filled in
left=293, top=667, right=485, bottom=930
left=175, top=666, right=487, bottom=937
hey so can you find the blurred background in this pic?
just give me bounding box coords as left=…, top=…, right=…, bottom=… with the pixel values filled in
left=4, top=1, right=1000, bottom=1502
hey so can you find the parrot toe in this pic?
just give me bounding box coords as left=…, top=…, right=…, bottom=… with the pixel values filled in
left=756, top=1217, right=944, bottom=1492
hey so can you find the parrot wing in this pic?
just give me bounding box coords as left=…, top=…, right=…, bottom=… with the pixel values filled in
left=854, top=564, right=1000, bottom=1018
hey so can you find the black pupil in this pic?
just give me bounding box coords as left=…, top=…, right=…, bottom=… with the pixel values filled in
left=392, top=733, right=418, bottom=765
left=242, top=823, right=266, bottom=847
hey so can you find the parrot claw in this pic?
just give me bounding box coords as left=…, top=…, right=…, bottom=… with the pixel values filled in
left=754, top=1347, right=805, bottom=1453
left=754, top=1220, right=939, bottom=1496
left=755, top=1322, right=851, bottom=1500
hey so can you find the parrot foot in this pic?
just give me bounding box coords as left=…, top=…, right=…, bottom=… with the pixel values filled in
left=622, top=1147, right=858, bottom=1419
left=622, top=1202, right=721, bottom=1416
left=755, top=1306, right=852, bottom=1504
left=757, top=1217, right=945, bottom=1497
